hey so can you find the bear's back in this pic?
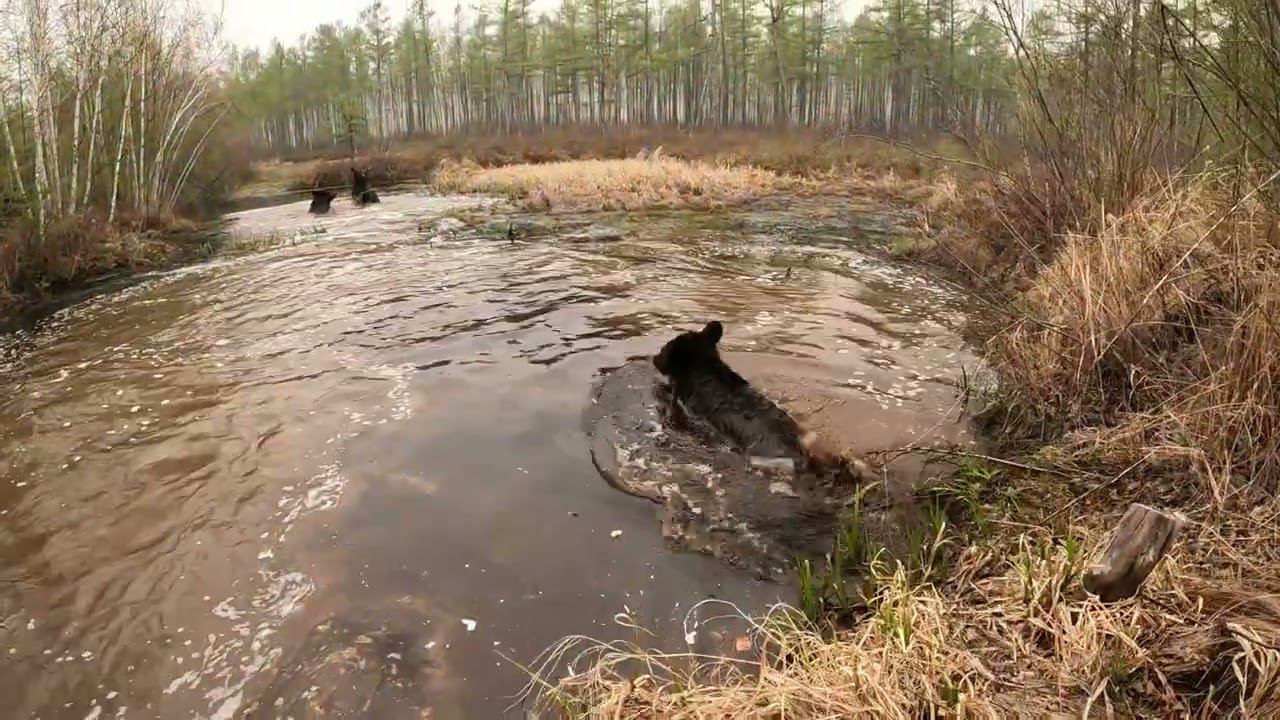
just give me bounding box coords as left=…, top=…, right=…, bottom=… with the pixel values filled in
left=674, top=363, right=805, bottom=459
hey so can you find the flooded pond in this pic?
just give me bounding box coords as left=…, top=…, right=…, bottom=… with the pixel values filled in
left=0, top=190, right=975, bottom=718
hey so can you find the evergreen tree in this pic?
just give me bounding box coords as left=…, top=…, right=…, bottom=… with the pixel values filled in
left=226, top=0, right=1023, bottom=152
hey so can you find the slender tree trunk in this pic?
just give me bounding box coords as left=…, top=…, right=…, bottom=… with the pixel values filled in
left=82, top=75, right=106, bottom=208
left=0, top=88, right=29, bottom=205
left=110, top=76, right=133, bottom=223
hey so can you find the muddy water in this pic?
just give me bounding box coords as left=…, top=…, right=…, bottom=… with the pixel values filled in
left=0, top=191, right=974, bottom=719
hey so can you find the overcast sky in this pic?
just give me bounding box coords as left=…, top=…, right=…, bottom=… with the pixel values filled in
left=208, top=0, right=871, bottom=54
left=207, top=0, right=410, bottom=51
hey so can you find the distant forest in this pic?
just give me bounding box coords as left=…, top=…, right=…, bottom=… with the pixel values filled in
left=226, top=0, right=1018, bottom=153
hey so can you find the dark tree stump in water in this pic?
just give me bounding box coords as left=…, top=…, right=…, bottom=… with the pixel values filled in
left=1083, top=503, right=1186, bottom=602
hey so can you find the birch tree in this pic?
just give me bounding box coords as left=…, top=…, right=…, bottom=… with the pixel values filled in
left=1, top=0, right=233, bottom=234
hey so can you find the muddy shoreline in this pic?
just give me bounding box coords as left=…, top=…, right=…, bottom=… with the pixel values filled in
left=0, top=221, right=236, bottom=333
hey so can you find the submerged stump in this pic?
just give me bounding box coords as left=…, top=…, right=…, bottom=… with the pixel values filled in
left=1083, top=502, right=1186, bottom=602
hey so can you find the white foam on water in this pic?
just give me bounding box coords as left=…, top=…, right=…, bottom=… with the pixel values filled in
left=209, top=691, right=242, bottom=720
left=163, top=670, right=200, bottom=695
left=211, top=599, right=243, bottom=621
left=250, top=571, right=315, bottom=617
left=375, top=363, right=416, bottom=421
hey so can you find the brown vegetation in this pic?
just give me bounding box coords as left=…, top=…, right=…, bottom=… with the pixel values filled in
left=434, top=156, right=786, bottom=212
left=268, top=126, right=975, bottom=194
left=987, top=177, right=1280, bottom=491
left=0, top=215, right=195, bottom=317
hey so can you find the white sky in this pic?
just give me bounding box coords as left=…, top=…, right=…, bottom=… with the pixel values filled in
left=208, top=0, right=409, bottom=51
left=206, top=0, right=537, bottom=52
left=208, top=0, right=872, bottom=54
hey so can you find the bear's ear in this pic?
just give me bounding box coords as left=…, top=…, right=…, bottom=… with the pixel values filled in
left=701, top=321, right=724, bottom=344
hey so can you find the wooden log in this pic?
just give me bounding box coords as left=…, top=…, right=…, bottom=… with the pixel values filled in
left=1083, top=503, right=1187, bottom=602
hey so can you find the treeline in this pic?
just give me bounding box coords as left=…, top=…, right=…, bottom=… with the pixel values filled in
left=228, top=0, right=1018, bottom=154
left=0, top=0, right=239, bottom=233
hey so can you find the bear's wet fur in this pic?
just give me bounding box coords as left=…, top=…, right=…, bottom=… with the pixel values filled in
left=351, top=167, right=380, bottom=205
left=309, top=189, right=336, bottom=214
left=653, top=321, right=854, bottom=479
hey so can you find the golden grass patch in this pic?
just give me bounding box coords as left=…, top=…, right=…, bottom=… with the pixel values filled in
left=988, top=175, right=1280, bottom=493
left=433, top=156, right=788, bottom=212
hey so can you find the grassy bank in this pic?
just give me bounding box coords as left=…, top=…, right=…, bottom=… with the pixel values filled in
left=533, top=513, right=1280, bottom=716
left=257, top=126, right=974, bottom=208
left=0, top=216, right=198, bottom=318
left=433, top=155, right=787, bottom=211
left=1, top=147, right=252, bottom=319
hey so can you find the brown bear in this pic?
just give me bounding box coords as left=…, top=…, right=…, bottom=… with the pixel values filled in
left=309, top=189, right=336, bottom=214
left=653, top=320, right=861, bottom=481
left=351, top=167, right=380, bottom=205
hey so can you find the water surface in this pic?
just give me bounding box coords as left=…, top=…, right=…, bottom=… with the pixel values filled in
left=0, top=191, right=973, bottom=718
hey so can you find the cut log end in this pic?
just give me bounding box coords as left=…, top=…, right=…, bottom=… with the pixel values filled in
left=1083, top=503, right=1187, bottom=603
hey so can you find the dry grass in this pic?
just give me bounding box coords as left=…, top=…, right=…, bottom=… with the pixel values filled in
left=526, top=575, right=999, bottom=719
left=433, top=155, right=786, bottom=212
left=984, top=173, right=1280, bottom=495
left=255, top=126, right=980, bottom=198
left=526, top=495, right=1280, bottom=718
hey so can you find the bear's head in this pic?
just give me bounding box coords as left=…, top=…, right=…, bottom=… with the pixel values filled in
left=653, top=321, right=724, bottom=378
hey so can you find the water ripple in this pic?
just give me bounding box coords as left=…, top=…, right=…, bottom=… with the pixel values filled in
left=0, top=191, right=974, bottom=718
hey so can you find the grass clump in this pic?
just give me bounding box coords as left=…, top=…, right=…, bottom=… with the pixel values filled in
left=794, top=489, right=882, bottom=628
left=432, top=156, right=786, bottom=212
left=523, top=582, right=997, bottom=719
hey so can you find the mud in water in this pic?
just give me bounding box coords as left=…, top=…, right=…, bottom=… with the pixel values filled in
left=0, top=190, right=975, bottom=719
